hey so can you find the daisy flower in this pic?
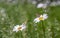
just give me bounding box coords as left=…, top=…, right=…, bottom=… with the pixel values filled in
left=13, top=24, right=26, bottom=32
left=34, top=14, right=48, bottom=23
left=37, top=3, right=47, bottom=8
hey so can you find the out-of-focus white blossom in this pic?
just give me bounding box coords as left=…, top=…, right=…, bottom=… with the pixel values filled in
left=48, top=29, right=51, bottom=31
left=37, top=3, right=47, bottom=8
left=0, top=8, right=6, bottom=17
left=0, top=8, right=5, bottom=13
left=32, top=1, right=37, bottom=4
left=34, top=14, right=48, bottom=23
left=1, top=18, right=4, bottom=21
left=13, top=24, right=26, bottom=32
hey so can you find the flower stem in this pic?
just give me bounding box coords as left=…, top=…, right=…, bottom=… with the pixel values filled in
left=41, top=21, right=46, bottom=38
left=51, top=26, right=55, bottom=38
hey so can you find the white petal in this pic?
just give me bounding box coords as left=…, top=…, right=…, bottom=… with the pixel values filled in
left=14, top=25, right=20, bottom=28
left=13, top=27, right=18, bottom=32
left=13, top=28, right=18, bottom=32
left=43, top=14, right=48, bottom=19
left=34, top=17, right=40, bottom=23
left=13, top=25, right=20, bottom=32
left=21, top=26, right=26, bottom=31
left=37, top=3, right=44, bottom=8
left=20, top=24, right=26, bottom=31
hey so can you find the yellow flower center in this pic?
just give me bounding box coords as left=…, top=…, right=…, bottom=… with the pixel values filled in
left=39, top=17, right=44, bottom=20
left=18, top=27, right=22, bottom=30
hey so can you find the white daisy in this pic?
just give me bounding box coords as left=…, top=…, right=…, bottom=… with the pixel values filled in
left=37, top=3, right=47, bottom=8
left=34, top=14, right=48, bottom=23
left=13, top=24, right=26, bottom=32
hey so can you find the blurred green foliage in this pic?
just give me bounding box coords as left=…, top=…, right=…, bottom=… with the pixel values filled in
left=0, top=2, right=60, bottom=38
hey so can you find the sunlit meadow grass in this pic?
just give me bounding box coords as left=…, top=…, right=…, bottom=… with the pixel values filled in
left=0, top=2, right=60, bottom=38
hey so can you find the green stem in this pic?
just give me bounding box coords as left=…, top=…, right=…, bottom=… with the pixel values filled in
left=41, top=21, right=46, bottom=38
left=51, top=26, right=55, bottom=38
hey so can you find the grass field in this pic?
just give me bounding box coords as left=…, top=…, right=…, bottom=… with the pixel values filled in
left=0, top=3, right=60, bottom=38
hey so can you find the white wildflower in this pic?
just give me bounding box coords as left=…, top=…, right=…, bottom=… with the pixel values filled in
left=37, top=3, right=47, bottom=8
left=34, top=14, right=48, bottom=23
left=13, top=24, right=26, bottom=32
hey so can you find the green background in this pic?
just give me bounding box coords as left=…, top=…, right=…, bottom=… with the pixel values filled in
left=0, top=2, right=60, bottom=38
